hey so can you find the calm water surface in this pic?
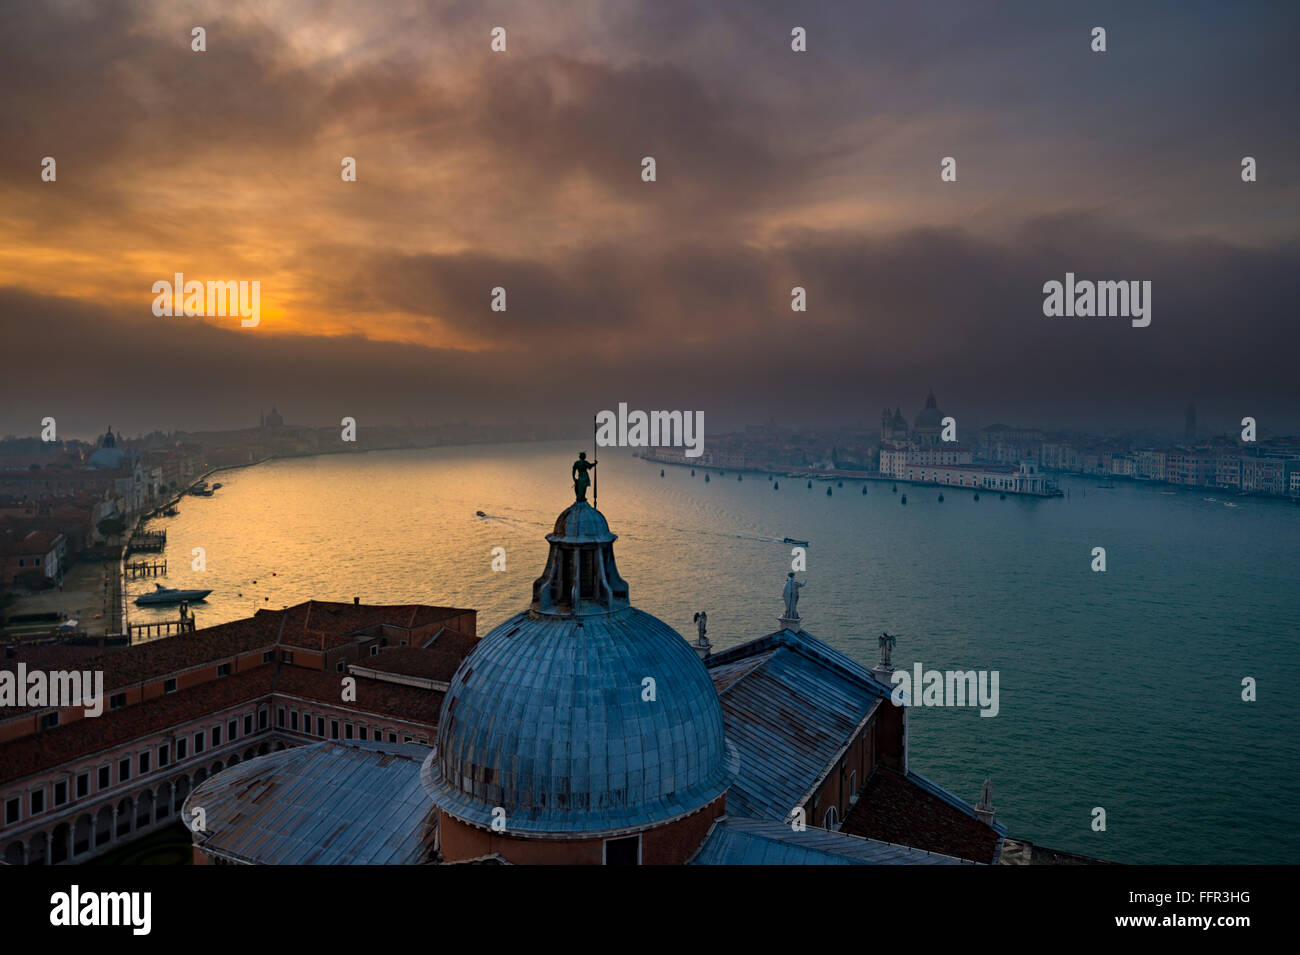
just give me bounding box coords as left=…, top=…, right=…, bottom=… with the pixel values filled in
left=131, top=440, right=1300, bottom=863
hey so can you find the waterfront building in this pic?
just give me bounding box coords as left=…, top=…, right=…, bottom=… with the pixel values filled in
left=879, top=444, right=974, bottom=478
left=1166, top=448, right=1216, bottom=487
left=1133, top=449, right=1167, bottom=482
left=0, top=530, right=66, bottom=587
left=879, top=392, right=1050, bottom=495
left=1241, top=454, right=1295, bottom=496
left=0, top=601, right=477, bottom=864
left=883, top=459, right=1048, bottom=495
left=178, top=494, right=1008, bottom=865
left=980, top=424, right=1044, bottom=464
left=1216, top=454, right=1243, bottom=490
left=1039, top=442, right=1080, bottom=472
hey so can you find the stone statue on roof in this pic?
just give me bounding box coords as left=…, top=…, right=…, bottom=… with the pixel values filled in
left=782, top=572, right=804, bottom=620
left=878, top=631, right=896, bottom=668
left=572, top=452, right=597, bottom=502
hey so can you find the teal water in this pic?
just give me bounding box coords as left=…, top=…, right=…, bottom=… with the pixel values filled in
left=134, top=440, right=1300, bottom=863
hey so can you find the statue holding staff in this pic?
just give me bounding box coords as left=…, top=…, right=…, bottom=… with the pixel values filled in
left=572, top=452, right=597, bottom=502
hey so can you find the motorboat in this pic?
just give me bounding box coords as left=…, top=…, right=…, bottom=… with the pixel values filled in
left=783, top=537, right=809, bottom=546
left=135, top=584, right=213, bottom=606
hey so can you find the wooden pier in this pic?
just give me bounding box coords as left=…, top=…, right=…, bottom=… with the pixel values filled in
left=126, top=559, right=167, bottom=579
left=129, top=605, right=196, bottom=640
left=103, top=553, right=127, bottom=637
left=127, top=529, right=167, bottom=554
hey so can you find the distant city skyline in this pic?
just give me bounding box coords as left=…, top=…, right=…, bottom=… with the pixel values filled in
left=2, top=393, right=1284, bottom=447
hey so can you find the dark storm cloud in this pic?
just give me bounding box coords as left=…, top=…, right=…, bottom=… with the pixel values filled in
left=0, top=0, right=1297, bottom=435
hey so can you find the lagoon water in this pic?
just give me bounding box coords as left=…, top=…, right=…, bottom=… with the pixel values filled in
left=135, top=440, right=1300, bottom=863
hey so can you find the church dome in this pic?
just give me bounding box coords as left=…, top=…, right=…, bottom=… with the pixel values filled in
left=913, top=389, right=944, bottom=430
left=422, top=498, right=729, bottom=836
left=88, top=427, right=126, bottom=469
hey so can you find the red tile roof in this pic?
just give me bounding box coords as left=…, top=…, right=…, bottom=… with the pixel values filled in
left=272, top=666, right=445, bottom=726
left=277, top=601, right=474, bottom=650
left=0, top=668, right=275, bottom=785
left=357, top=645, right=466, bottom=683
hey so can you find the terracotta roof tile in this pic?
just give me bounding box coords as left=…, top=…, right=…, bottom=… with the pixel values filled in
left=0, top=668, right=275, bottom=785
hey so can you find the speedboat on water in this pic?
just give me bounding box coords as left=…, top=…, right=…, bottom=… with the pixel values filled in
left=135, top=584, right=213, bottom=606
left=783, top=537, right=810, bottom=546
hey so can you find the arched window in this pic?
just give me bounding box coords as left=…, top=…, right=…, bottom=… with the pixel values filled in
left=824, top=806, right=838, bottom=829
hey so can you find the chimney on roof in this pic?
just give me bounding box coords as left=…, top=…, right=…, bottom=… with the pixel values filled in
left=354, top=596, right=360, bottom=605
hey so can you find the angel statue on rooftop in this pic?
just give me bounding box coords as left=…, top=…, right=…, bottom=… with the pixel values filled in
left=878, top=631, right=896, bottom=668
left=572, top=451, right=597, bottom=502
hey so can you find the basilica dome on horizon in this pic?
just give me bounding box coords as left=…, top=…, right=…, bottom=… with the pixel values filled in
left=88, top=426, right=127, bottom=470
left=421, top=499, right=730, bottom=837
left=913, top=388, right=945, bottom=431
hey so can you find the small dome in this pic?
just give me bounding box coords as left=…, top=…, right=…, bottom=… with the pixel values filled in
left=550, top=501, right=615, bottom=543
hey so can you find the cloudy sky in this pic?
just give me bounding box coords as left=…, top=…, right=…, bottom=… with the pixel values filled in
left=2, top=0, right=1297, bottom=438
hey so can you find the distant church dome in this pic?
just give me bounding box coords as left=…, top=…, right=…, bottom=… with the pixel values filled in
left=423, top=498, right=729, bottom=837
left=88, top=426, right=126, bottom=469
left=913, top=389, right=944, bottom=431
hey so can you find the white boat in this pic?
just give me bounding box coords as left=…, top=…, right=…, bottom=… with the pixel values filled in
left=135, top=584, right=213, bottom=606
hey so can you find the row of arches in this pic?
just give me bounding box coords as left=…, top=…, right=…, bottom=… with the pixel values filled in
left=3, top=740, right=285, bottom=865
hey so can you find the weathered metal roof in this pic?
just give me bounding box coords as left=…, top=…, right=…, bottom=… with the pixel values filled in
left=689, top=816, right=977, bottom=865
left=707, top=628, right=890, bottom=821
left=182, top=740, right=434, bottom=865
left=425, top=605, right=730, bottom=836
